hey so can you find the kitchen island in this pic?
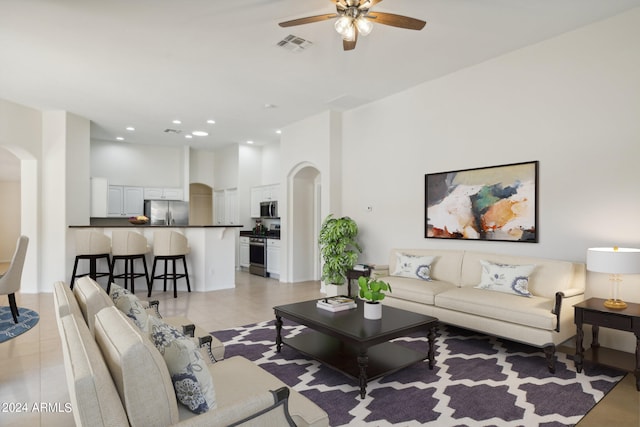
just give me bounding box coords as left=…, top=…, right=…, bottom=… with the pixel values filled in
left=69, top=224, right=243, bottom=292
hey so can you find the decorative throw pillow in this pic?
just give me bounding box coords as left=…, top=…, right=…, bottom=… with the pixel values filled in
left=147, top=316, right=216, bottom=414
left=475, top=260, right=535, bottom=297
left=109, top=283, right=149, bottom=330
left=392, top=253, right=435, bottom=281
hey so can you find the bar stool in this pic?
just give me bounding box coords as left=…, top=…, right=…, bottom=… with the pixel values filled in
left=108, top=230, right=150, bottom=294
left=149, top=230, right=191, bottom=298
left=70, top=230, right=112, bottom=289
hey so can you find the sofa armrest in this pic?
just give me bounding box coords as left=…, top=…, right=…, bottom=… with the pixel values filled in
left=552, top=289, right=585, bottom=332
left=173, top=387, right=295, bottom=427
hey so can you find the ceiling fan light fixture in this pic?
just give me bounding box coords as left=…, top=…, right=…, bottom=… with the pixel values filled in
left=355, top=16, right=372, bottom=36
left=334, top=15, right=352, bottom=36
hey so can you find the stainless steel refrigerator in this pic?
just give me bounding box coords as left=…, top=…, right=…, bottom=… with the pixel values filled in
left=144, top=200, right=189, bottom=226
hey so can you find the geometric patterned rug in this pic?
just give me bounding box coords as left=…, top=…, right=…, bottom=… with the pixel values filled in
left=211, top=320, right=625, bottom=427
left=0, top=306, right=39, bottom=343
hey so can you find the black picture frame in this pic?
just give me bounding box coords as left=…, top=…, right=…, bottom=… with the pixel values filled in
left=425, top=161, right=539, bottom=243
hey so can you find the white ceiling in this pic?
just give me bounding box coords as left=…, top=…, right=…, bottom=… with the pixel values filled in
left=1, top=0, right=639, bottom=180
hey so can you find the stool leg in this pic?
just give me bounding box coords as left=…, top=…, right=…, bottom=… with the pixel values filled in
left=108, top=257, right=117, bottom=294
left=163, top=259, right=168, bottom=293
left=182, top=255, right=191, bottom=293
left=149, top=257, right=158, bottom=298
left=70, top=257, right=80, bottom=290
left=129, top=258, right=136, bottom=294
left=8, top=293, right=19, bottom=323
left=141, top=255, right=149, bottom=295
left=106, top=255, right=113, bottom=293
left=172, top=258, right=178, bottom=298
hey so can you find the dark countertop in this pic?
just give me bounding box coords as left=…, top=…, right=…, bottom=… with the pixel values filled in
left=240, top=231, right=280, bottom=239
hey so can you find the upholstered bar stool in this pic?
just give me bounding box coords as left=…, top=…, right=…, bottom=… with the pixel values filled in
left=108, top=230, right=150, bottom=294
left=70, top=230, right=112, bottom=289
left=149, top=230, right=191, bottom=298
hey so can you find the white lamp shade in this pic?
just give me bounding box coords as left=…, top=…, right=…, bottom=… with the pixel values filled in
left=586, top=247, right=640, bottom=274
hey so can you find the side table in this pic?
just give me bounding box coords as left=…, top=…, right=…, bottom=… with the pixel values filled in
left=574, top=297, right=640, bottom=391
left=346, top=268, right=371, bottom=298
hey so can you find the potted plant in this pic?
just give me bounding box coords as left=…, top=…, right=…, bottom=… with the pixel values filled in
left=318, top=214, right=362, bottom=296
left=358, top=276, right=392, bottom=320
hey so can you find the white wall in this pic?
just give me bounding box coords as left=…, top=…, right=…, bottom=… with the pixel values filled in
left=213, top=144, right=239, bottom=190
left=339, top=9, right=640, bottom=352
left=261, top=142, right=281, bottom=185
left=189, top=148, right=215, bottom=188
left=91, top=140, right=184, bottom=187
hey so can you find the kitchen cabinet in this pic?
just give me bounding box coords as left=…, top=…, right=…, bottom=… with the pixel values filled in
left=108, top=186, right=144, bottom=217
left=214, top=188, right=238, bottom=225
left=144, top=187, right=184, bottom=200
left=266, top=238, right=280, bottom=277
left=90, top=177, right=108, bottom=217
left=239, top=236, right=250, bottom=268
left=250, top=184, right=280, bottom=218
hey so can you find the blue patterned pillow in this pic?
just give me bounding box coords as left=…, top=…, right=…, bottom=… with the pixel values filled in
left=147, top=316, right=216, bottom=413
left=109, top=283, right=149, bottom=329
left=392, top=253, right=435, bottom=281
left=475, top=260, right=535, bottom=297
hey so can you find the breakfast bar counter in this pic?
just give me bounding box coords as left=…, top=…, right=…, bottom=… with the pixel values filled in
left=69, top=224, right=243, bottom=291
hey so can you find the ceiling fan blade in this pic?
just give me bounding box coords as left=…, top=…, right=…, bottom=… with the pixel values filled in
left=367, top=12, right=426, bottom=30
left=279, top=13, right=338, bottom=27
left=343, top=28, right=358, bottom=51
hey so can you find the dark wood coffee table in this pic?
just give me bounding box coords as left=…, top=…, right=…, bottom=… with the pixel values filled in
left=273, top=299, right=437, bottom=398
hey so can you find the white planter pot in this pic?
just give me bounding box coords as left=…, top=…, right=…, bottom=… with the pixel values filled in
left=325, top=284, right=342, bottom=297
left=364, top=302, right=382, bottom=320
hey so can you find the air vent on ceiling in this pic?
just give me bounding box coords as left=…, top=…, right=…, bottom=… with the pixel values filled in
left=163, top=128, right=182, bottom=134
left=277, top=34, right=312, bottom=53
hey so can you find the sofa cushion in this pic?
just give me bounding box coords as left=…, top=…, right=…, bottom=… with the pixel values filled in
left=73, top=276, right=115, bottom=333
left=392, top=253, right=435, bottom=281
left=147, top=315, right=217, bottom=414
left=383, top=276, right=457, bottom=305
left=474, top=260, right=535, bottom=297
left=58, top=313, right=129, bottom=427
left=435, top=287, right=557, bottom=331
left=94, top=306, right=180, bottom=426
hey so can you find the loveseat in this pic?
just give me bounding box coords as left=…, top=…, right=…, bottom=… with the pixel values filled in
left=53, top=277, right=329, bottom=427
left=371, top=249, right=586, bottom=373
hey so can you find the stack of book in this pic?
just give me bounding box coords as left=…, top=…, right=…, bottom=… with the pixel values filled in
left=316, top=296, right=357, bottom=312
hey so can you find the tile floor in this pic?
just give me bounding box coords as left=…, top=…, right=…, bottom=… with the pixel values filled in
left=0, top=272, right=638, bottom=426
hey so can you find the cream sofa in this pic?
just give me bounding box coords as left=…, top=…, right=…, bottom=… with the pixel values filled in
left=53, top=278, right=329, bottom=427
left=371, top=249, right=585, bottom=373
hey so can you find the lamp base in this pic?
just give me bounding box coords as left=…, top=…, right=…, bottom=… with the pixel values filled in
left=603, top=299, right=627, bottom=310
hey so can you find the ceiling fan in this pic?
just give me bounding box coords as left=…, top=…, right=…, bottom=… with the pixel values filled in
left=278, top=0, right=426, bottom=51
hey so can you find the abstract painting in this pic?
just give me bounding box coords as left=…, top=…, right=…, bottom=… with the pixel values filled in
left=425, top=161, right=538, bottom=242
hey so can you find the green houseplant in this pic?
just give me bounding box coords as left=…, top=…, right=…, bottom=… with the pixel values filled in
left=358, top=276, right=392, bottom=319
left=318, top=214, right=362, bottom=293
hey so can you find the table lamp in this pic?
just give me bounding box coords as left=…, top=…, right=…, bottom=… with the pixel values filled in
left=586, top=247, right=640, bottom=309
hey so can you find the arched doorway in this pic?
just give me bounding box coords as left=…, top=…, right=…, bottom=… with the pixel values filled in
left=0, top=145, right=38, bottom=292
left=288, top=164, right=321, bottom=282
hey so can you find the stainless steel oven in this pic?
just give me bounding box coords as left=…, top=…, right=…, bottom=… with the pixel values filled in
left=249, top=237, right=268, bottom=277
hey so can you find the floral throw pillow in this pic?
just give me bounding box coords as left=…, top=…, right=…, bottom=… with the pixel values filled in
left=109, top=283, right=149, bottom=330
left=475, top=260, right=535, bottom=297
left=392, top=253, right=435, bottom=281
left=147, top=316, right=216, bottom=414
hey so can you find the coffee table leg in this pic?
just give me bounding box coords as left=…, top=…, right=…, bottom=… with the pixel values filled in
left=275, top=314, right=283, bottom=353
left=357, top=349, right=368, bottom=399
left=427, top=324, right=436, bottom=369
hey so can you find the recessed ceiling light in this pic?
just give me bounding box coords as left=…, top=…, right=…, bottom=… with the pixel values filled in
left=247, top=140, right=254, bottom=144
left=192, top=131, right=208, bottom=137
left=264, top=104, right=277, bottom=109
left=206, top=119, right=216, bottom=124
left=185, top=135, right=193, bottom=139
left=116, top=137, right=124, bottom=141
left=275, top=129, right=282, bottom=134
left=126, top=126, right=135, bottom=131
left=172, top=119, right=182, bottom=124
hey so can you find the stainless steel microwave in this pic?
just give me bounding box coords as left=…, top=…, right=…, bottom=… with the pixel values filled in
left=260, top=201, right=278, bottom=218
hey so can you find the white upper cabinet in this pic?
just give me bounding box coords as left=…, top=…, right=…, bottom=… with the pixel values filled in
left=214, top=188, right=238, bottom=225
left=144, top=187, right=184, bottom=200
left=108, top=186, right=144, bottom=217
